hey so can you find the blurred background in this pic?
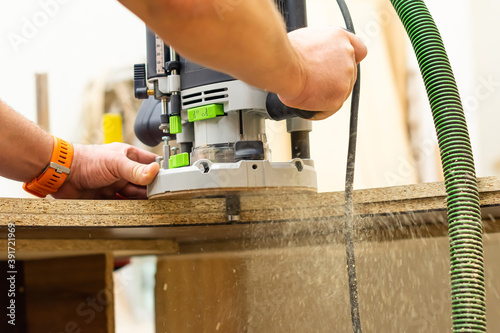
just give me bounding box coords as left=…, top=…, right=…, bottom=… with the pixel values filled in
left=1, top=0, right=499, bottom=331
left=1, top=0, right=499, bottom=197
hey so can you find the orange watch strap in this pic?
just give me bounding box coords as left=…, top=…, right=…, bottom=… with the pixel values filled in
left=23, top=136, right=74, bottom=198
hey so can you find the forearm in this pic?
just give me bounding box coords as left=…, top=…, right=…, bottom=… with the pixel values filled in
left=118, top=0, right=305, bottom=100
left=0, top=100, right=52, bottom=182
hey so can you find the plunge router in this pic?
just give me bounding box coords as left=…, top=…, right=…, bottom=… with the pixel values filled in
left=133, top=0, right=317, bottom=198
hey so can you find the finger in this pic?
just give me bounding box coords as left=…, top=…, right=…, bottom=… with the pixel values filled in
left=118, top=183, right=148, bottom=199
left=312, top=62, right=357, bottom=121
left=311, top=109, right=336, bottom=121
left=124, top=145, right=159, bottom=164
left=113, top=158, right=160, bottom=186
left=312, top=64, right=357, bottom=121
left=345, top=31, right=367, bottom=64
left=105, top=143, right=159, bottom=164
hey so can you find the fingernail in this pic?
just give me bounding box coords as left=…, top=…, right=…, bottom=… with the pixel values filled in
left=143, top=165, right=150, bottom=175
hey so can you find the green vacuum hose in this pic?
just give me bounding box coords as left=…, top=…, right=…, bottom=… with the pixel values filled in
left=390, top=0, right=486, bottom=331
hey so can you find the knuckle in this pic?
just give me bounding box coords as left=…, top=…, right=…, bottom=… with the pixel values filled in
left=123, top=145, right=138, bottom=160
left=334, top=98, right=344, bottom=112
left=123, top=145, right=132, bottom=155
left=131, top=163, right=141, bottom=177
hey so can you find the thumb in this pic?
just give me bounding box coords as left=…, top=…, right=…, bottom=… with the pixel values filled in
left=116, top=159, right=160, bottom=186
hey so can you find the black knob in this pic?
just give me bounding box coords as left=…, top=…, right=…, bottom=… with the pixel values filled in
left=134, top=64, right=149, bottom=99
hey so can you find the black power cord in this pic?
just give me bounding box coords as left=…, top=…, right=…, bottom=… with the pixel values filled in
left=335, top=0, right=363, bottom=332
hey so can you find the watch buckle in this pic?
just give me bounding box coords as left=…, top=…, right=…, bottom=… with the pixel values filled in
left=49, top=162, right=71, bottom=175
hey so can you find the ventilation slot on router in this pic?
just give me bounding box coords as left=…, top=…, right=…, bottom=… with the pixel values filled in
left=183, top=98, right=203, bottom=106
left=182, top=87, right=229, bottom=107
left=205, top=88, right=227, bottom=94
left=183, top=92, right=202, bottom=99
left=205, top=95, right=228, bottom=102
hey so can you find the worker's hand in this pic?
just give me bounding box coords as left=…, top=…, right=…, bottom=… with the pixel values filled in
left=279, top=26, right=367, bottom=120
left=52, top=143, right=160, bottom=199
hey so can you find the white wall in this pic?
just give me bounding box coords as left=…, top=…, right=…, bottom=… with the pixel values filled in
left=470, top=0, right=500, bottom=177
left=0, top=0, right=146, bottom=197
left=308, top=0, right=418, bottom=191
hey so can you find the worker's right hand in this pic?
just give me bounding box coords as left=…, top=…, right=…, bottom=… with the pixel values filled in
left=278, top=26, right=367, bottom=120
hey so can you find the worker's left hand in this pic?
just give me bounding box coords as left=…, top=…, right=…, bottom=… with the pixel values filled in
left=52, top=143, right=160, bottom=199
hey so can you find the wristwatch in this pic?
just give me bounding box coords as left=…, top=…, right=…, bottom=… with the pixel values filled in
left=23, top=135, right=74, bottom=198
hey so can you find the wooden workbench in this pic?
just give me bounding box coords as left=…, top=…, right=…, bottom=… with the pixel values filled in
left=1, top=177, right=500, bottom=332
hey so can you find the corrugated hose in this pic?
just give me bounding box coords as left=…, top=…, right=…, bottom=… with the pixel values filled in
left=390, top=0, right=486, bottom=331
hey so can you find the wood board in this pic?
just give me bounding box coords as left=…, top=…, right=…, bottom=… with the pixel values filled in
left=0, top=177, right=499, bottom=250
left=23, top=254, right=114, bottom=333
left=0, top=239, right=178, bottom=261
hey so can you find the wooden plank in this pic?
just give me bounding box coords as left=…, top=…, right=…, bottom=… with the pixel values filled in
left=0, top=177, right=499, bottom=246
left=23, top=254, right=114, bottom=333
left=156, top=233, right=500, bottom=332
left=155, top=254, right=248, bottom=333
left=35, top=73, right=50, bottom=132
left=0, top=239, right=178, bottom=260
